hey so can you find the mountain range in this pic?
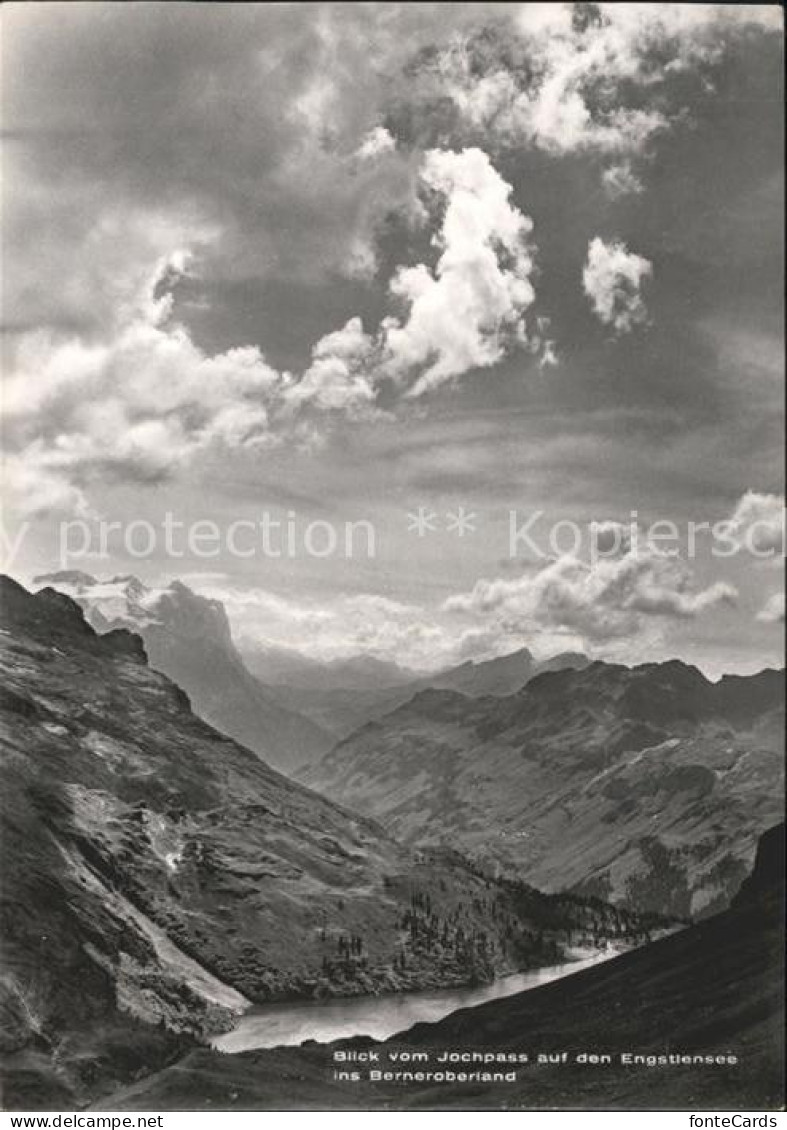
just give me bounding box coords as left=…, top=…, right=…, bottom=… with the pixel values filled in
left=302, top=659, right=785, bottom=917
left=0, top=575, right=657, bottom=1108
left=246, top=642, right=589, bottom=740
left=29, top=572, right=785, bottom=919
left=34, top=572, right=590, bottom=764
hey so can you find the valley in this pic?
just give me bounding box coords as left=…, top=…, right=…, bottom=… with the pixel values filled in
left=303, top=661, right=784, bottom=916
left=0, top=576, right=660, bottom=1109
left=93, top=823, right=787, bottom=1112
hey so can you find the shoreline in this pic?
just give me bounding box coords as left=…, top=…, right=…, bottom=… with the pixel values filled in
left=212, top=944, right=621, bottom=1054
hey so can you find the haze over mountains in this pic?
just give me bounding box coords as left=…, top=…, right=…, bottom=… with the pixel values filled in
left=303, top=660, right=785, bottom=917
left=255, top=642, right=590, bottom=740
left=35, top=572, right=590, bottom=753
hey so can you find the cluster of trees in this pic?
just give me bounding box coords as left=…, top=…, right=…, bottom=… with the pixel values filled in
left=391, top=879, right=662, bottom=982
left=320, top=953, right=369, bottom=976
left=489, top=881, right=659, bottom=950
left=318, top=932, right=368, bottom=979
left=336, top=933, right=364, bottom=957
left=395, top=888, right=496, bottom=980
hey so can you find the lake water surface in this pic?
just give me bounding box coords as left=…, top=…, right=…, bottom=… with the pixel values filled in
left=214, top=947, right=615, bottom=1053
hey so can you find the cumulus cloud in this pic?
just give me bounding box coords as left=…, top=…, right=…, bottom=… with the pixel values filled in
left=757, top=591, right=785, bottom=624
left=282, top=317, right=379, bottom=418
left=381, top=148, right=537, bottom=396
left=725, top=490, right=786, bottom=558
left=412, top=3, right=780, bottom=168
left=2, top=148, right=543, bottom=515
left=444, top=544, right=737, bottom=645
left=583, top=237, right=652, bottom=333
left=3, top=274, right=383, bottom=516
left=427, top=13, right=664, bottom=157
left=1, top=253, right=286, bottom=513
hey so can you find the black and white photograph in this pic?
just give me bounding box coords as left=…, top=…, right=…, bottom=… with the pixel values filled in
left=0, top=2, right=784, bottom=1118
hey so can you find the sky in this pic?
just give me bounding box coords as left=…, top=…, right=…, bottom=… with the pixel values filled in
left=1, top=2, right=784, bottom=675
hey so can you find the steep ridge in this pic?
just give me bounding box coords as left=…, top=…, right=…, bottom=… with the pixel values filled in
left=93, top=824, right=787, bottom=1112
left=34, top=572, right=333, bottom=774
left=302, top=660, right=784, bottom=916
left=0, top=577, right=655, bottom=1108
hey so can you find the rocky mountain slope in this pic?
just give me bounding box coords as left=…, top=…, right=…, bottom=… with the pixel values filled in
left=34, top=571, right=333, bottom=774
left=302, top=660, right=784, bottom=917
left=0, top=576, right=654, bottom=1108
left=93, top=824, right=787, bottom=1112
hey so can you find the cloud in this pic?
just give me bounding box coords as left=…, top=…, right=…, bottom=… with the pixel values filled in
left=590, top=519, right=634, bottom=556
left=356, top=126, right=397, bottom=160
left=423, top=13, right=665, bottom=157
left=276, top=140, right=541, bottom=412
left=410, top=3, right=781, bottom=168
left=757, top=591, right=785, bottom=624
left=1, top=447, right=94, bottom=519
left=192, top=583, right=468, bottom=672
left=725, top=490, right=785, bottom=557
left=3, top=254, right=386, bottom=515
left=2, top=253, right=283, bottom=514
left=382, top=148, right=537, bottom=396
left=539, top=340, right=559, bottom=369
left=282, top=317, right=380, bottom=418
left=444, top=543, right=737, bottom=645
left=1, top=4, right=435, bottom=334
left=4, top=1, right=780, bottom=342
left=193, top=577, right=619, bottom=673
left=602, top=162, right=645, bottom=199
left=2, top=149, right=542, bottom=515
left=583, top=237, right=652, bottom=333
